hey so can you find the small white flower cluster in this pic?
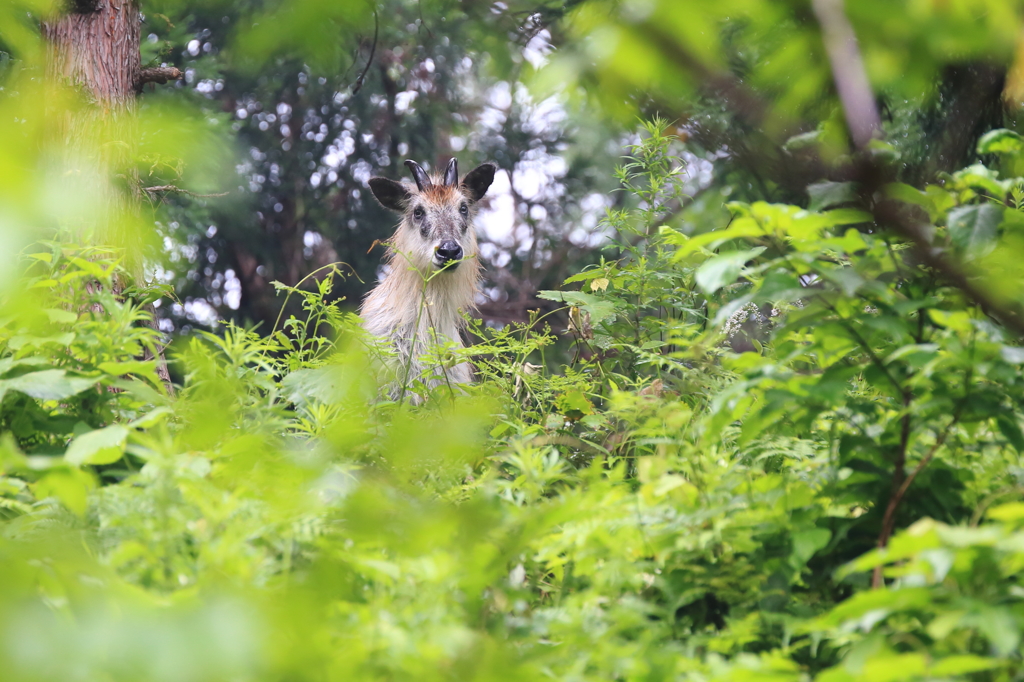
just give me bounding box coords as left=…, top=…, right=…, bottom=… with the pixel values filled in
left=723, top=302, right=774, bottom=339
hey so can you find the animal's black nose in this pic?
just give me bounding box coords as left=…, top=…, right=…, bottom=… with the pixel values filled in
left=436, top=241, right=463, bottom=263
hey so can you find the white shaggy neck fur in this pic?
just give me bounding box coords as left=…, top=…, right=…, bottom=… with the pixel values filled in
left=361, top=228, right=480, bottom=391
left=361, top=160, right=495, bottom=400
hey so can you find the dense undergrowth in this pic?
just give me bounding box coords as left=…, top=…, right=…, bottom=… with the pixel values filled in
left=4, top=122, right=1024, bottom=681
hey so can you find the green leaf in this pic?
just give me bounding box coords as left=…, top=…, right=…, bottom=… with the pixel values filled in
left=807, top=181, right=857, bottom=212
left=555, top=391, right=594, bottom=419
left=128, top=407, right=173, bottom=430
left=98, top=360, right=163, bottom=388
left=996, top=415, right=1024, bottom=452
left=65, top=425, right=129, bottom=466
left=43, top=308, right=78, bottom=324
left=813, top=587, right=932, bottom=629
left=821, top=208, right=872, bottom=227
left=0, top=370, right=98, bottom=405
left=694, top=248, right=765, bottom=294
left=7, top=332, right=75, bottom=350
left=32, top=467, right=95, bottom=516
left=536, top=290, right=617, bottom=324
left=987, top=502, right=1024, bottom=522
left=884, top=182, right=956, bottom=222
left=977, top=128, right=1024, bottom=155
left=947, top=204, right=1001, bottom=257
left=790, top=528, right=831, bottom=568
left=862, top=653, right=927, bottom=682
left=930, top=655, right=1005, bottom=676
left=951, top=164, right=1009, bottom=200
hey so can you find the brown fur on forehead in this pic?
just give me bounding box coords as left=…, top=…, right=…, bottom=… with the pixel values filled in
left=417, top=182, right=465, bottom=204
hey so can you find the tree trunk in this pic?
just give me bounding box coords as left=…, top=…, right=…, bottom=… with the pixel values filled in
left=43, top=1, right=142, bottom=260
left=43, top=0, right=140, bottom=108
left=43, top=1, right=174, bottom=392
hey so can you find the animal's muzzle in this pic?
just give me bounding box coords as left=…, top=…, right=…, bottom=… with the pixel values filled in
left=435, top=240, right=463, bottom=267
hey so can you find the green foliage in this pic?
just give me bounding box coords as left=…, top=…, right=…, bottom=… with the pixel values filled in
left=6, top=0, right=1024, bottom=679
left=4, top=116, right=1024, bottom=681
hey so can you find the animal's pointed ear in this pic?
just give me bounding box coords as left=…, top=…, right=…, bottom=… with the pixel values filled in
left=443, top=158, right=458, bottom=187
left=369, top=177, right=412, bottom=212
left=461, top=162, right=496, bottom=204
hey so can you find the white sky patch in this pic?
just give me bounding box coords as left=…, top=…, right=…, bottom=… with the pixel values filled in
left=223, top=269, right=242, bottom=310
left=183, top=298, right=218, bottom=326
left=351, top=159, right=373, bottom=185
left=512, top=152, right=566, bottom=202
left=489, top=81, right=512, bottom=109
left=477, top=170, right=515, bottom=245
left=322, top=134, right=355, bottom=169
left=303, top=231, right=324, bottom=259
left=478, top=82, right=512, bottom=131
left=578, top=192, right=613, bottom=243
left=394, top=90, right=418, bottom=115
left=523, top=29, right=553, bottom=69
left=523, top=94, right=566, bottom=135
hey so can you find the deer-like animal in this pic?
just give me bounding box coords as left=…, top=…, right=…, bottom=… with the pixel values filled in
left=362, top=158, right=496, bottom=399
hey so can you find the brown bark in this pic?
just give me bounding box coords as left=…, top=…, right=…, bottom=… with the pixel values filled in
left=137, top=66, right=182, bottom=89
left=43, top=1, right=141, bottom=108
left=43, top=0, right=143, bottom=258
left=43, top=1, right=174, bottom=393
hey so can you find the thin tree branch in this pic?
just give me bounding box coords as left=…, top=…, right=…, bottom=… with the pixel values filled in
left=871, top=405, right=963, bottom=588
left=642, top=22, right=769, bottom=132
left=808, top=0, right=1024, bottom=335
left=143, top=185, right=229, bottom=199
left=811, top=0, right=881, bottom=148
left=873, top=201, right=1024, bottom=338
left=351, top=6, right=379, bottom=96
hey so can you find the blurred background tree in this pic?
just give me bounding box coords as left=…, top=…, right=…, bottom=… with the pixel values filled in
left=22, top=0, right=1013, bottom=344
left=128, top=0, right=619, bottom=334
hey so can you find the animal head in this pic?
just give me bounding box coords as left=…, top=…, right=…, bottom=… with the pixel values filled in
left=368, top=159, right=496, bottom=272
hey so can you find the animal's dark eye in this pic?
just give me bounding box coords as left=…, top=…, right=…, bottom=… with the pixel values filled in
left=459, top=204, right=469, bottom=216
left=413, top=207, right=425, bottom=220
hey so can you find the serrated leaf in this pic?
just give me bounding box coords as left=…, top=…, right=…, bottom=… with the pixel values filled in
left=536, top=290, right=617, bottom=324
left=947, top=204, right=1001, bottom=258
left=563, top=269, right=610, bottom=285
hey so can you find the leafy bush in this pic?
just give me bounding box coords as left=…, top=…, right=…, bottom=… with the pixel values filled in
left=4, top=120, right=1024, bottom=682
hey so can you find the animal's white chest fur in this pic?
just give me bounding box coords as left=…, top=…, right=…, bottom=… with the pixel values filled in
left=360, top=158, right=496, bottom=399
left=361, top=258, right=479, bottom=393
